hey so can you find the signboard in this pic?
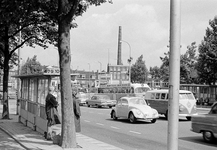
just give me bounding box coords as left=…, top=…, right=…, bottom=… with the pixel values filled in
left=43, top=68, right=60, bottom=75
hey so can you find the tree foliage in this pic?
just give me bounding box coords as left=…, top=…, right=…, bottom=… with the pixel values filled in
left=196, top=18, right=217, bottom=85
left=131, top=55, right=148, bottom=83
left=0, top=0, right=57, bottom=119
left=159, top=42, right=198, bottom=83
left=20, top=55, right=44, bottom=75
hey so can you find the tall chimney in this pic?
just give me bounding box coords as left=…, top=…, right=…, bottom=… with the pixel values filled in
left=117, top=26, right=122, bottom=65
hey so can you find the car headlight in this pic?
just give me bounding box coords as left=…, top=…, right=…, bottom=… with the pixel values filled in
left=179, top=104, right=185, bottom=112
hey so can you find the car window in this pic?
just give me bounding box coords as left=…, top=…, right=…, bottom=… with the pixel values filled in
left=161, top=93, right=166, bottom=99
left=156, top=93, right=160, bottom=99
left=130, top=98, right=147, bottom=105
left=91, top=96, right=96, bottom=100
left=151, top=93, right=155, bottom=99
left=121, top=99, right=128, bottom=106
left=210, top=104, right=217, bottom=114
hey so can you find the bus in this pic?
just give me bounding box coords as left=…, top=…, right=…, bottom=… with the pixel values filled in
left=97, top=83, right=151, bottom=100
left=145, top=89, right=197, bottom=120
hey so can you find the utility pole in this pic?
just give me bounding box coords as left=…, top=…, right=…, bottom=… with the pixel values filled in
left=167, top=0, right=181, bottom=150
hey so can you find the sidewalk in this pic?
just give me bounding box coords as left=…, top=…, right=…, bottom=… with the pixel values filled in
left=0, top=114, right=123, bottom=150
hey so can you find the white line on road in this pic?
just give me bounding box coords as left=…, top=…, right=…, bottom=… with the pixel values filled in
left=96, top=123, right=104, bottom=126
left=84, top=120, right=90, bottom=122
left=110, top=126, right=119, bottom=129
left=129, top=131, right=141, bottom=135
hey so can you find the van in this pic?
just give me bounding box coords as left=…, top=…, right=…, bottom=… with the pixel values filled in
left=145, top=89, right=197, bottom=120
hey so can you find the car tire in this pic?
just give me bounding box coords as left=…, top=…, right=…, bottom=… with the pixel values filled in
left=129, top=112, right=136, bottom=123
left=186, top=116, right=191, bottom=121
left=109, top=106, right=112, bottom=108
left=151, top=119, right=157, bottom=123
left=203, top=131, right=215, bottom=143
left=87, top=103, right=90, bottom=107
left=111, top=111, right=117, bottom=120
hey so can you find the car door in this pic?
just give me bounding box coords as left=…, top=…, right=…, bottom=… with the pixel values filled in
left=207, top=103, right=217, bottom=134
left=118, top=98, right=129, bottom=118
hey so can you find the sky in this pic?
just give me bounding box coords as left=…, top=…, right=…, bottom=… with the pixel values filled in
left=20, top=0, right=217, bottom=72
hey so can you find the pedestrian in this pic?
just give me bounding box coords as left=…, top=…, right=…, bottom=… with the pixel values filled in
left=45, top=86, right=61, bottom=140
left=72, top=91, right=81, bottom=132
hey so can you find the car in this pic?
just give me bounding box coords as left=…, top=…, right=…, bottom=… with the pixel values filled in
left=111, top=96, right=159, bottom=123
left=86, top=94, right=116, bottom=108
left=191, top=102, right=217, bottom=143
left=76, top=92, right=88, bottom=106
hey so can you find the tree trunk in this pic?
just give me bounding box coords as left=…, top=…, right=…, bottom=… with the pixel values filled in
left=58, top=19, right=77, bottom=148
left=2, top=26, right=10, bottom=119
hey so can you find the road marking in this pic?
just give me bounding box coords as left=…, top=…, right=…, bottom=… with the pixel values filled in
left=110, top=126, right=119, bottom=129
left=84, top=120, right=90, bottom=122
left=96, top=123, right=104, bottom=126
left=129, top=131, right=141, bottom=134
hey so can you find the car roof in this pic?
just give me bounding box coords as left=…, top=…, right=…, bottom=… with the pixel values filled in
left=146, top=89, right=192, bottom=93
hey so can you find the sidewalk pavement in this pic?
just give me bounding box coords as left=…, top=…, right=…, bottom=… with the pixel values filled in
left=0, top=114, right=123, bottom=150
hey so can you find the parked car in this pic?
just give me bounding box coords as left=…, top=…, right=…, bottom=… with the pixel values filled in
left=86, top=94, right=116, bottom=108
left=191, top=102, right=217, bottom=143
left=111, top=96, right=159, bottom=123
left=76, top=92, right=88, bottom=106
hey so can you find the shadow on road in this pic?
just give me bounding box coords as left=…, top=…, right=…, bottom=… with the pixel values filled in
left=179, top=136, right=217, bottom=148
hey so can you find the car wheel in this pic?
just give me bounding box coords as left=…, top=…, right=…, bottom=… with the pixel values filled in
left=111, top=111, right=117, bottom=120
left=203, top=131, right=215, bottom=143
left=109, top=106, right=112, bottom=108
left=87, top=103, right=90, bottom=107
left=129, top=112, right=136, bottom=123
left=151, top=119, right=157, bottom=123
left=186, top=116, right=191, bottom=121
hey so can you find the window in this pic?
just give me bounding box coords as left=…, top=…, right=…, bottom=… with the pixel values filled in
left=161, top=93, right=166, bottom=99
left=151, top=93, right=155, bottom=99
left=22, top=79, right=29, bottom=100
left=121, top=99, right=128, bottom=106
left=156, top=93, right=160, bottom=99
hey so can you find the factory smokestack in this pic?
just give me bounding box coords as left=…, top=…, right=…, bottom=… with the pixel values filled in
left=117, top=26, right=122, bottom=65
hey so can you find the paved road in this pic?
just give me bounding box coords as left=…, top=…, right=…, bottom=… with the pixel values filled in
left=79, top=106, right=217, bottom=150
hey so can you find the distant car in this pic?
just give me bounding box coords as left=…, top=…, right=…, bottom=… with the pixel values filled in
left=191, top=102, right=217, bottom=143
left=111, top=96, right=159, bottom=123
left=86, top=94, right=116, bottom=108
left=76, top=92, right=88, bottom=106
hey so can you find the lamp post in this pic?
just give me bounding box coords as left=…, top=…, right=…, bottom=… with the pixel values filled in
left=121, top=40, right=132, bottom=84
left=98, top=61, right=102, bottom=72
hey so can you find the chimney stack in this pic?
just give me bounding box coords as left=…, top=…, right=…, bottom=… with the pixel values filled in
left=117, top=26, right=122, bottom=65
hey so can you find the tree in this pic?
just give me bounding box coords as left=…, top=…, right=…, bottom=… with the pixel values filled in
left=20, top=55, right=44, bottom=75
left=0, top=0, right=57, bottom=119
left=149, top=66, right=161, bottom=81
left=131, top=55, right=148, bottom=83
left=180, top=42, right=198, bottom=84
left=159, top=42, right=198, bottom=83
left=196, top=18, right=217, bottom=85
left=38, top=0, right=112, bottom=148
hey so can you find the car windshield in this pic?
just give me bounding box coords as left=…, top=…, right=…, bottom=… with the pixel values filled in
left=129, top=98, right=147, bottom=105
left=99, top=95, right=110, bottom=100
left=179, top=93, right=195, bottom=100
left=134, top=87, right=150, bottom=93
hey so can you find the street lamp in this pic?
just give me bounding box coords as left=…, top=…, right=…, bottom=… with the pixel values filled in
left=98, top=61, right=102, bottom=72
left=120, top=40, right=133, bottom=84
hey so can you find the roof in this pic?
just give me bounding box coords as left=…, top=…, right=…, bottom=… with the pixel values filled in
left=146, top=89, right=192, bottom=93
